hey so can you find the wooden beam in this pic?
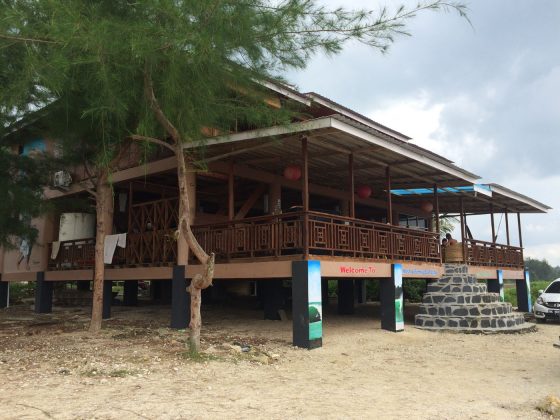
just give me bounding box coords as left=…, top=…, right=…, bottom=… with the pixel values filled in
left=490, top=204, right=496, bottom=244
left=434, top=184, right=440, bottom=235
left=460, top=197, right=466, bottom=263
left=208, top=161, right=430, bottom=218
left=349, top=153, right=355, bottom=218
left=228, top=161, right=235, bottom=221
left=386, top=166, right=393, bottom=225
left=234, top=184, right=266, bottom=220
left=505, top=209, right=510, bottom=246
left=517, top=212, right=523, bottom=249
left=302, top=137, right=309, bottom=211
left=193, top=141, right=279, bottom=165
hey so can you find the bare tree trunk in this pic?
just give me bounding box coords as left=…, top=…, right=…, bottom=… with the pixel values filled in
left=175, top=144, right=215, bottom=353
left=143, top=70, right=214, bottom=352
left=89, top=171, right=113, bottom=333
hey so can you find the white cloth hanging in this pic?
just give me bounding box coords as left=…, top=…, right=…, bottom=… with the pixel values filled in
left=51, top=241, right=61, bottom=259
left=117, top=233, right=127, bottom=248
left=104, top=235, right=119, bottom=264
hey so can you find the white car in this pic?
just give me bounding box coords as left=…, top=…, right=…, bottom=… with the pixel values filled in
left=534, top=279, right=560, bottom=323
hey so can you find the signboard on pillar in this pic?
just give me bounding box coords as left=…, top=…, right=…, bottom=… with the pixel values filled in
left=292, top=260, right=322, bottom=349
left=497, top=269, right=504, bottom=302
left=308, top=261, right=322, bottom=341
left=394, top=264, right=404, bottom=331
left=524, top=270, right=532, bottom=312
left=488, top=269, right=505, bottom=302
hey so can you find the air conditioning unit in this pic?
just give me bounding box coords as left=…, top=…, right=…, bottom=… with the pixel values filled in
left=53, top=171, right=72, bottom=188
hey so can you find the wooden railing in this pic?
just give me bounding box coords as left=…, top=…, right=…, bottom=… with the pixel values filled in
left=191, top=211, right=442, bottom=263
left=48, top=230, right=177, bottom=270
left=465, top=238, right=524, bottom=269
left=46, top=212, right=524, bottom=270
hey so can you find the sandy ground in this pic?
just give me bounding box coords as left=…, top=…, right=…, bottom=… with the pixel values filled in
left=0, top=300, right=559, bottom=420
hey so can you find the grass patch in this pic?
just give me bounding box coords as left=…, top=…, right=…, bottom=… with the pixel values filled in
left=181, top=350, right=220, bottom=363
left=108, top=369, right=136, bottom=378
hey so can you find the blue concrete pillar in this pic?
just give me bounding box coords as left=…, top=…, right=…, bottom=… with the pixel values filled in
left=337, top=279, right=355, bottom=314
left=380, top=264, right=404, bottom=332
left=171, top=266, right=190, bottom=329
left=292, top=260, right=322, bottom=349
left=516, top=269, right=532, bottom=312
left=102, top=281, right=113, bottom=319
left=0, top=278, right=8, bottom=309
left=488, top=270, right=504, bottom=302
left=34, top=272, right=53, bottom=313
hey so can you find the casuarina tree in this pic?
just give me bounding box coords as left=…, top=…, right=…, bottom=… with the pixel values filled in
left=0, top=0, right=467, bottom=349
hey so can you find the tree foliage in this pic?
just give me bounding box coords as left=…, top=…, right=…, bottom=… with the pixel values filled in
left=524, top=257, right=560, bottom=282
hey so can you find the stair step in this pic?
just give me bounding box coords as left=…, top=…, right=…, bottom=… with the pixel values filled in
left=415, top=313, right=525, bottom=329
left=427, top=283, right=487, bottom=293
left=423, top=292, right=501, bottom=304
left=438, top=275, right=478, bottom=284
left=418, top=302, right=513, bottom=317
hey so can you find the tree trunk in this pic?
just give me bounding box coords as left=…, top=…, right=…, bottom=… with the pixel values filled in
left=175, top=144, right=214, bottom=353
left=89, top=171, right=113, bottom=333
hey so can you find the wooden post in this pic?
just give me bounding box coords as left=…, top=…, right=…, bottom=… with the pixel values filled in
left=433, top=184, right=440, bottom=235
left=490, top=204, right=496, bottom=244
left=302, top=137, right=309, bottom=257
left=349, top=153, right=355, bottom=218
left=302, top=137, right=309, bottom=212
left=228, top=161, right=234, bottom=221
left=127, top=182, right=133, bottom=233
left=386, top=166, right=393, bottom=225
left=460, top=197, right=466, bottom=263
left=504, top=209, right=510, bottom=246
left=517, top=212, right=523, bottom=248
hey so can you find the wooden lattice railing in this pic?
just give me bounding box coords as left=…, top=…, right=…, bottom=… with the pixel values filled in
left=465, top=238, right=523, bottom=269
left=191, top=211, right=442, bottom=263
left=46, top=210, right=525, bottom=270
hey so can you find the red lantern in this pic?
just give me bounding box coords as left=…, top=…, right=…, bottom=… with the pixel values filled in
left=420, top=201, right=434, bottom=213
left=283, top=165, right=302, bottom=181
left=356, top=185, right=372, bottom=199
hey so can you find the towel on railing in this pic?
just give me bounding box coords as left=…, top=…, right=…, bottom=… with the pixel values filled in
left=51, top=241, right=61, bottom=259
left=104, top=233, right=127, bottom=264
left=104, top=235, right=119, bottom=264
left=117, top=233, right=127, bottom=248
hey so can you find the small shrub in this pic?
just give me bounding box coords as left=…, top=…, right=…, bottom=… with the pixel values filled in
left=9, top=282, right=35, bottom=303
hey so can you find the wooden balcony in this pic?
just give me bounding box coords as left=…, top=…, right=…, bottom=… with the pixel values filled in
left=191, top=211, right=442, bottom=263
left=47, top=211, right=525, bottom=271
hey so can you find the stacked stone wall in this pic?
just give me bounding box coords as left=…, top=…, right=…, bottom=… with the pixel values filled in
left=415, top=264, right=533, bottom=333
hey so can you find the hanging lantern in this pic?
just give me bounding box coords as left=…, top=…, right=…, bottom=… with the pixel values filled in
left=283, top=165, right=302, bottom=181
left=356, top=185, right=372, bottom=199
left=420, top=200, right=434, bottom=213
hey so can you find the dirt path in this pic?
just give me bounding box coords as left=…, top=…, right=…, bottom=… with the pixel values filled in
left=0, top=303, right=558, bottom=419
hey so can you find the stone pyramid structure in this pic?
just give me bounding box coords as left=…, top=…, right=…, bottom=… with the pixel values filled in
left=415, top=264, right=535, bottom=333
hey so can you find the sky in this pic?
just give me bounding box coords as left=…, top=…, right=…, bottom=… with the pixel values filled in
left=287, top=0, right=560, bottom=266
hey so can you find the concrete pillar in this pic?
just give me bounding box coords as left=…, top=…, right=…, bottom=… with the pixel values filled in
left=123, top=280, right=138, bottom=306
left=77, top=281, right=90, bottom=291
left=171, top=266, right=190, bottom=329
left=487, top=270, right=504, bottom=302
left=380, top=264, right=404, bottom=332
left=261, top=279, right=284, bottom=320
left=292, top=260, right=322, bottom=349
left=355, top=279, right=367, bottom=304
left=102, top=281, right=112, bottom=319
left=321, top=278, right=329, bottom=308
left=516, top=269, right=532, bottom=312
left=0, top=278, right=8, bottom=309
left=337, top=279, right=354, bottom=315
left=34, top=272, right=53, bottom=313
